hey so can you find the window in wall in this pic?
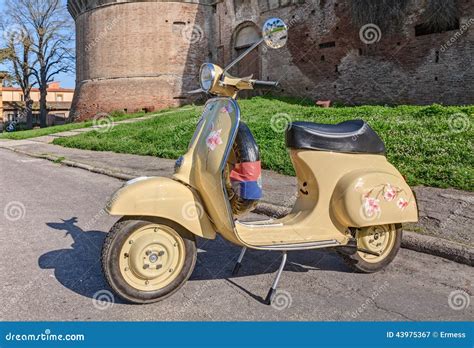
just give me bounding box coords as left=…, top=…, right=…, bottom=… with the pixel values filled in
left=319, top=41, right=336, bottom=49
left=56, top=94, right=64, bottom=102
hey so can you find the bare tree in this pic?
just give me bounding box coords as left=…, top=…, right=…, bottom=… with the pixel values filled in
left=6, top=0, right=74, bottom=128
left=2, top=32, right=36, bottom=129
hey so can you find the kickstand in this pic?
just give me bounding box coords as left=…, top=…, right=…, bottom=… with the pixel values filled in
left=265, top=251, right=288, bottom=305
left=232, top=247, right=247, bottom=275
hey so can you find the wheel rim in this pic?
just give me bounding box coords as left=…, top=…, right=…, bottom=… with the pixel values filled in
left=356, top=224, right=396, bottom=263
left=119, top=224, right=186, bottom=291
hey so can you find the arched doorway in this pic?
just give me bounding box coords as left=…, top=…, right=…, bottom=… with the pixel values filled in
left=232, top=22, right=261, bottom=80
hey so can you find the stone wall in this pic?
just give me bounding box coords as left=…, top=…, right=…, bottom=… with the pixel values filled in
left=216, top=0, right=474, bottom=105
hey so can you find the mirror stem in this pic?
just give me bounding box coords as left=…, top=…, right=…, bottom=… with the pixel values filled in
left=222, top=38, right=264, bottom=78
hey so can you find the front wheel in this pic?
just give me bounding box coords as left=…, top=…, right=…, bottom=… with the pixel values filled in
left=101, top=217, right=197, bottom=304
left=339, top=223, right=402, bottom=273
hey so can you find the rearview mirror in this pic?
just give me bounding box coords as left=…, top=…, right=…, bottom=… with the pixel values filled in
left=262, top=18, right=288, bottom=49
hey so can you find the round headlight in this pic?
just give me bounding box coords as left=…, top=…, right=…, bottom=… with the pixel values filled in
left=199, top=63, right=216, bottom=92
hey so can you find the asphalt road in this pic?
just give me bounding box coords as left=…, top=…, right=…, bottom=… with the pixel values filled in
left=0, top=148, right=472, bottom=321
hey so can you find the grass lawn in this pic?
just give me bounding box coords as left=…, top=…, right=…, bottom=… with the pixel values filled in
left=0, top=111, right=148, bottom=140
left=53, top=97, right=474, bottom=191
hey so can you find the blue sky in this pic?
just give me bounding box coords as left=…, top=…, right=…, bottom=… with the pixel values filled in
left=0, top=0, right=76, bottom=88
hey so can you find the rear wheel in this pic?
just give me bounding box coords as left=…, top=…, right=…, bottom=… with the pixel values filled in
left=101, top=217, right=197, bottom=304
left=339, top=223, right=402, bottom=273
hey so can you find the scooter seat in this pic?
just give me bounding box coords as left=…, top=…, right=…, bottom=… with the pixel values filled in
left=285, top=119, right=386, bottom=154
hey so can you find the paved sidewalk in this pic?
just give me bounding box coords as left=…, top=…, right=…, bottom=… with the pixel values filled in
left=8, top=113, right=166, bottom=144
left=1, top=138, right=472, bottom=265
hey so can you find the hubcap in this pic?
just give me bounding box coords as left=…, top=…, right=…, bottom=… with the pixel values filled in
left=356, top=224, right=396, bottom=263
left=119, top=224, right=185, bottom=291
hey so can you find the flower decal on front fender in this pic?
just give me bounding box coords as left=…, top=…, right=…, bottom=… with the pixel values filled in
left=206, top=129, right=223, bottom=151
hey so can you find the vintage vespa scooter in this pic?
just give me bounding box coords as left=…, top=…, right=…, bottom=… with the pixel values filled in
left=101, top=18, right=418, bottom=305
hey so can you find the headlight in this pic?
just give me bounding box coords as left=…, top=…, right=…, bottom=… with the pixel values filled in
left=199, top=63, right=216, bottom=92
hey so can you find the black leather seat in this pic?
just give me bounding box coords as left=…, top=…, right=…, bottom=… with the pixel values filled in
left=285, top=120, right=385, bottom=154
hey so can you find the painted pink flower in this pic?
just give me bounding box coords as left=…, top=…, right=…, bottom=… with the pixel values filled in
left=206, top=129, right=223, bottom=151
left=383, top=184, right=397, bottom=202
left=363, top=197, right=381, bottom=218
left=397, top=197, right=409, bottom=210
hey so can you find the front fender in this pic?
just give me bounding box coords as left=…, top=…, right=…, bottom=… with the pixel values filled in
left=106, top=177, right=216, bottom=239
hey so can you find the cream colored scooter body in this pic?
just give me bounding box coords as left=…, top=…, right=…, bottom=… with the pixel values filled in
left=107, top=97, right=418, bottom=251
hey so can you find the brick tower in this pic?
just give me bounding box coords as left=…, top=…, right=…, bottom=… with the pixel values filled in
left=67, top=0, right=214, bottom=121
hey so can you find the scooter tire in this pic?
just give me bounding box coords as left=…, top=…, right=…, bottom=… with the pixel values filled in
left=101, top=217, right=197, bottom=304
left=339, top=224, right=402, bottom=273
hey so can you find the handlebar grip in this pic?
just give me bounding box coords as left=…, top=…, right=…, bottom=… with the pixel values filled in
left=251, top=80, right=280, bottom=89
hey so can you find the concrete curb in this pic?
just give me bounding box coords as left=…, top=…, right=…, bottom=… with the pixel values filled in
left=10, top=147, right=136, bottom=181
left=8, top=146, right=474, bottom=267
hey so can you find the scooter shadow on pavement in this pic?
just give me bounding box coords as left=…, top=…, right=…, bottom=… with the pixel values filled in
left=38, top=218, right=351, bottom=303
left=38, top=217, right=122, bottom=302
left=192, top=236, right=352, bottom=304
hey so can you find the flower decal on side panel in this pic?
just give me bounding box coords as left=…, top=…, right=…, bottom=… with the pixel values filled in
left=358, top=183, right=410, bottom=220
left=363, top=196, right=381, bottom=218
left=397, top=197, right=409, bottom=210
left=206, top=128, right=223, bottom=151
left=383, top=184, right=399, bottom=202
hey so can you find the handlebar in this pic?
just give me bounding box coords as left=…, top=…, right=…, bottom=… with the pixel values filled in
left=251, top=80, right=280, bottom=89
